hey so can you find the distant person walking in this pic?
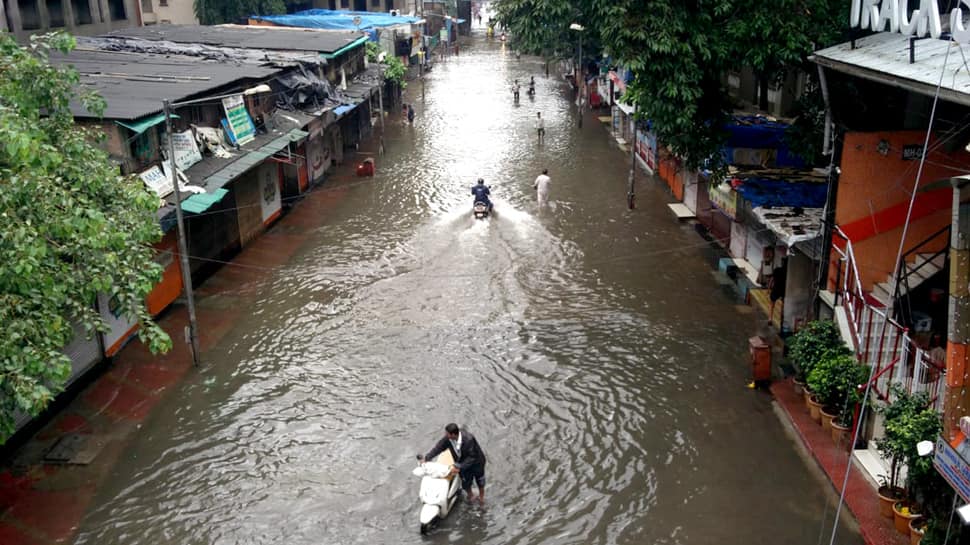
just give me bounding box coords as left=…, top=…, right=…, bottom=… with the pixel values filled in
left=533, top=169, right=551, bottom=206
left=535, top=112, right=545, bottom=142
left=407, top=104, right=415, bottom=124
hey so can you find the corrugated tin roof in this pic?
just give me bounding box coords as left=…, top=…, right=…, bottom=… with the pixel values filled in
left=189, top=128, right=308, bottom=191
left=107, top=24, right=365, bottom=55
left=52, top=49, right=281, bottom=120
left=811, top=33, right=970, bottom=106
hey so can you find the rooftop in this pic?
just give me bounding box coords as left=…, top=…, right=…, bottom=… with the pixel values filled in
left=811, top=32, right=970, bottom=107
left=106, top=24, right=366, bottom=55
left=51, top=48, right=281, bottom=120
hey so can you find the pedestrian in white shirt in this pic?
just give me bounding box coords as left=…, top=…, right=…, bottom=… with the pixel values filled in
left=533, top=169, right=551, bottom=206
left=535, top=112, right=545, bottom=142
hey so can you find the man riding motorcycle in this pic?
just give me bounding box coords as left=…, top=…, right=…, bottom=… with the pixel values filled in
left=471, top=178, right=492, bottom=213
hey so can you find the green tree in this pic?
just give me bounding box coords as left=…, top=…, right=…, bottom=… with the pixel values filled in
left=0, top=32, right=171, bottom=442
left=194, top=0, right=292, bottom=25
left=496, top=0, right=847, bottom=168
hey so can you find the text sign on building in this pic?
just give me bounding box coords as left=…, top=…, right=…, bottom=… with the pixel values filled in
left=139, top=165, right=172, bottom=198
left=850, top=0, right=970, bottom=43
left=934, top=436, right=970, bottom=503
left=171, top=130, right=202, bottom=171
left=222, top=95, right=256, bottom=146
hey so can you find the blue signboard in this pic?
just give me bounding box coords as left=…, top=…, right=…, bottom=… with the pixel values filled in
left=934, top=437, right=970, bottom=503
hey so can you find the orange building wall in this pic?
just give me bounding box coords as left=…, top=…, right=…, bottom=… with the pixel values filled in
left=146, top=231, right=183, bottom=316
left=835, top=130, right=969, bottom=291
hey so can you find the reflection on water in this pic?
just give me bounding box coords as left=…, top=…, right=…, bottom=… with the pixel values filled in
left=73, top=32, right=860, bottom=545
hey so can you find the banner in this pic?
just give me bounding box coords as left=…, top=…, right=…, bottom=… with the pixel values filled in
left=222, top=95, right=256, bottom=145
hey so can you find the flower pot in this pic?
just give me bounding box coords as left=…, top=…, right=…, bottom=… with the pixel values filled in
left=793, top=378, right=805, bottom=396
left=909, top=518, right=925, bottom=545
left=808, top=395, right=824, bottom=424
left=893, top=501, right=920, bottom=536
left=803, top=388, right=813, bottom=410
left=831, top=420, right=852, bottom=449
left=878, top=486, right=904, bottom=519
left=820, top=406, right=838, bottom=432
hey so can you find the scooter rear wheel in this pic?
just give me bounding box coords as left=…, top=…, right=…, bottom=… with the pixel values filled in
left=420, top=523, right=431, bottom=534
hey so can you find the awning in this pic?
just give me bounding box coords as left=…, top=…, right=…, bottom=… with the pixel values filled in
left=752, top=206, right=824, bottom=247
left=203, top=128, right=308, bottom=189
left=321, top=35, right=369, bottom=59
left=616, top=101, right=635, bottom=115
left=333, top=104, right=356, bottom=116
left=182, top=188, right=229, bottom=214
left=116, top=112, right=178, bottom=135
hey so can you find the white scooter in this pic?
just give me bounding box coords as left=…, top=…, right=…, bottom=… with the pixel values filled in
left=412, top=450, right=461, bottom=533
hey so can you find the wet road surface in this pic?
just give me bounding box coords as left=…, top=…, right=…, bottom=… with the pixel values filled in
left=74, top=33, right=861, bottom=545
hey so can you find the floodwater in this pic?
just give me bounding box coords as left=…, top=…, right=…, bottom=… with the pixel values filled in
left=74, top=32, right=861, bottom=545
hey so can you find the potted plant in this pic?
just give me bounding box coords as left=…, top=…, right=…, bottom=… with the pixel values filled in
left=909, top=517, right=926, bottom=545
left=787, top=320, right=851, bottom=409
left=903, top=406, right=946, bottom=544
left=876, top=386, right=939, bottom=531
left=807, top=352, right=868, bottom=432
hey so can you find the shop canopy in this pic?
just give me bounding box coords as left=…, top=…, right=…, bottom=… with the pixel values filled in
left=116, top=112, right=178, bottom=135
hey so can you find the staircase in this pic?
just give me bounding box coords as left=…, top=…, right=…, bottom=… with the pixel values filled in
left=869, top=252, right=947, bottom=308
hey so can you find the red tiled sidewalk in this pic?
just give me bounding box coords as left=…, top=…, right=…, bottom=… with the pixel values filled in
left=771, top=379, right=908, bottom=545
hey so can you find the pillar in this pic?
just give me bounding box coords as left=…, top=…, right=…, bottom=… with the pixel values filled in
left=946, top=176, right=970, bottom=439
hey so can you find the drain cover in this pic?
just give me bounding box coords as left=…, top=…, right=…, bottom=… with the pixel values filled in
left=44, top=433, right=103, bottom=465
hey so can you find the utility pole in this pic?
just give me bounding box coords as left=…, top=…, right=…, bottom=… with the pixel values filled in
left=627, top=103, right=637, bottom=209
left=162, top=100, right=201, bottom=367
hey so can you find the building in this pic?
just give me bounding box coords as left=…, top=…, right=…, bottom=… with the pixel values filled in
left=810, top=30, right=969, bottom=478
left=100, top=24, right=383, bottom=186
left=138, top=0, right=197, bottom=25
left=1, top=0, right=140, bottom=41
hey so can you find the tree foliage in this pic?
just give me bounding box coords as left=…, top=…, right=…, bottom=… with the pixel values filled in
left=0, top=32, right=171, bottom=442
left=194, top=0, right=295, bottom=25
left=495, top=0, right=848, bottom=168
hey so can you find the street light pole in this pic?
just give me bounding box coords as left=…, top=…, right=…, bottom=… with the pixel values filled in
left=162, top=99, right=201, bottom=367
left=570, top=23, right=585, bottom=129
left=578, top=31, right=583, bottom=129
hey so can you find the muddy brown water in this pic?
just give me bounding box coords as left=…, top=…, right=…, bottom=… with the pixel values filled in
left=73, top=33, right=861, bottom=545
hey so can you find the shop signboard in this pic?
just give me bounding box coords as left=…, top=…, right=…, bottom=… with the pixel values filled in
left=222, top=94, right=256, bottom=145
left=709, top=181, right=738, bottom=220
left=848, top=0, right=970, bottom=43
left=259, top=162, right=282, bottom=226
left=139, top=165, right=172, bottom=198
left=934, top=436, right=970, bottom=502
left=636, top=128, right=657, bottom=173
left=170, top=130, right=202, bottom=171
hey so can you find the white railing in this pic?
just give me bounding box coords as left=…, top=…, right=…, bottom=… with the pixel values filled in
left=832, top=228, right=946, bottom=411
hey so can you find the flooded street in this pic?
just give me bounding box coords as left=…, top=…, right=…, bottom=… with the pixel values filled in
left=74, top=34, right=860, bottom=545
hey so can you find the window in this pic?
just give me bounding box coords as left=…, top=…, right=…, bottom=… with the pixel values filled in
left=340, top=0, right=349, bottom=8
left=71, top=0, right=92, bottom=24
left=159, top=0, right=167, bottom=5
left=18, top=0, right=40, bottom=30
left=107, top=0, right=126, bottom=20
left=48, top=0, right=66, bottom=26
left=371, top=0, right=380, bottom=6
left=141, top=0, right=153, bottom=13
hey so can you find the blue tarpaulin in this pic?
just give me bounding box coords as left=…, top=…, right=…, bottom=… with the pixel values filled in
left=333, top=104, right=356, bottom=116
left=722, top=115, right=804, bottom=168
left=253, top=9, right=423, bottom=30
left=732, top=177, right=827, bottom=209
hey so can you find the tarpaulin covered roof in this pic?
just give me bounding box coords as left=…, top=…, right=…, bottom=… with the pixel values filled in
left=253, top=9, right=423, bottom=31
left=107, top=24, right=364, bottom=55
left=731, top=177, right=827, bottom=209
